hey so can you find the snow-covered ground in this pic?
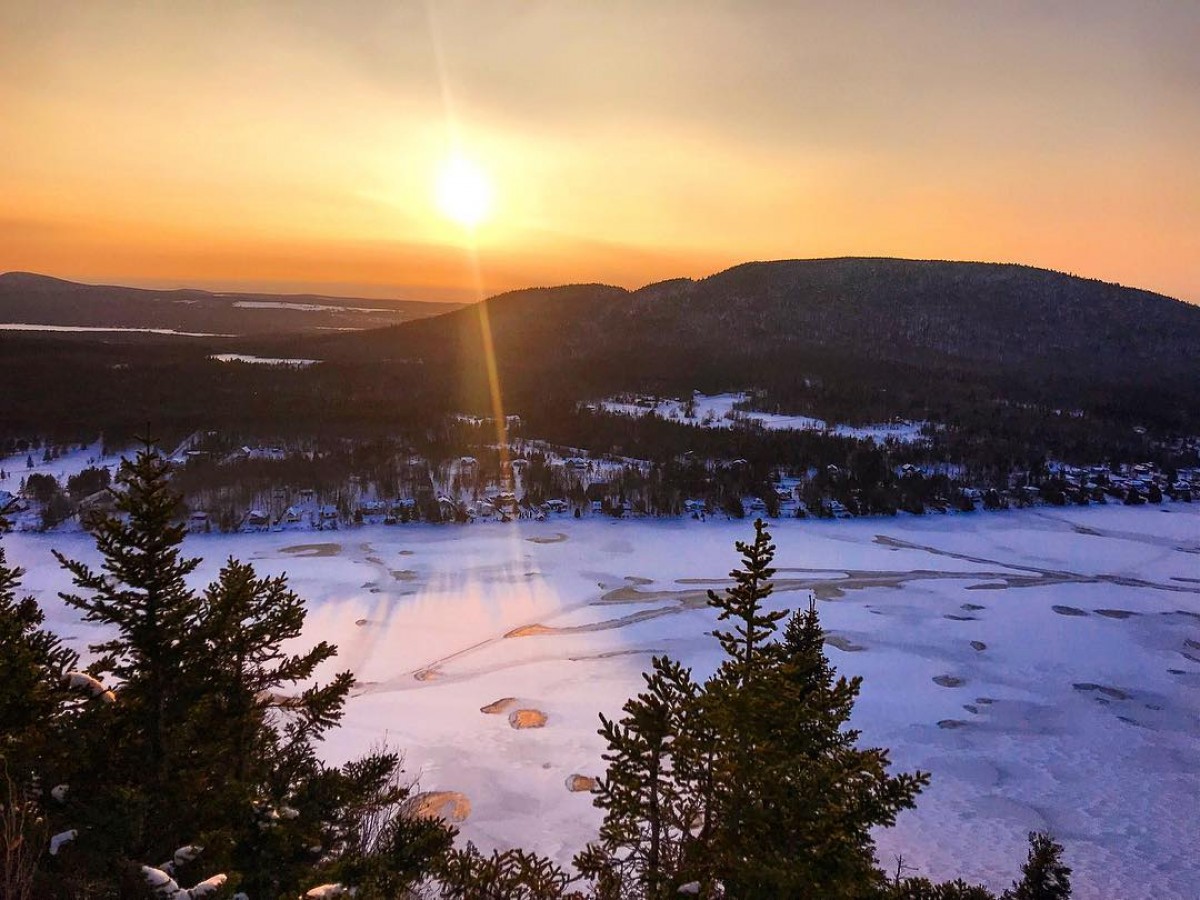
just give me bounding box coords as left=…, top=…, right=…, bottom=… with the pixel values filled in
left=209, top=354, right=320, bottom=366
left=0, top=441, right=115, bottom=509
left=595, top=392, right=930, bottom=443
left=5, top=505, right=1199, bottom=899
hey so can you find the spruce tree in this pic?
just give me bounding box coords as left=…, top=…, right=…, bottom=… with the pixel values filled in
left=53, top=442, right=202, bottom=861
left=577, top=655, right=702, bottom=898
left=706, top=519, right=786, bottom=681
left=48, top=443, right=450, bottom=897
left=0, top=534, right=79, bottom=754
left=1004, top=833, right=1071, bottom=900
left=431, top=842, right=582, bottom=899
left=585, top=520, right=929, bottom=899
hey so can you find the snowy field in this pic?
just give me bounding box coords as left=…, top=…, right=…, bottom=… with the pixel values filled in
left=5, top=505, right=1199, bottom=898
left=596, top=392, right=930, bottom=443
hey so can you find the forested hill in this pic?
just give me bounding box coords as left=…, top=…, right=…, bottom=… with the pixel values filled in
left=282, top=258, right=1200, bottom=426
left=0, top=271, right=461, bottom=336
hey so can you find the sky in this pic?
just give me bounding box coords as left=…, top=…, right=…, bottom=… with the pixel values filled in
left=1, top=1, right=1197, bottom=303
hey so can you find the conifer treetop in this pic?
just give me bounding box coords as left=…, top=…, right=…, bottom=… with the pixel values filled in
left=706, top=518, right=787, bottom=679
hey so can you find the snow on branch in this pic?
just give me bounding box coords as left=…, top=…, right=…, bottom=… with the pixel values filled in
left=63, top=670, right=116, bottom=704
left=305, top=884, right=358, bottom=898
left=48, top=829, right=77, bottom=855
left=142, top=864, right=228, bottom=899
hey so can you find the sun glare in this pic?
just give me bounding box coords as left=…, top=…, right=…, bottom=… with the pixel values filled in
left=435, top=155, right=493, bottom=228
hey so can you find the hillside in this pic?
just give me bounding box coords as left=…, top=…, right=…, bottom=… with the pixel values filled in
left=284, top=258, right=1200, bottom=426
left=0, top=272, right=462, bottom=336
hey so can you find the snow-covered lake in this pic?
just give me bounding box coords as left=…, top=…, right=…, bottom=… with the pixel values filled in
left=6, top=506, right=1198, bottom=899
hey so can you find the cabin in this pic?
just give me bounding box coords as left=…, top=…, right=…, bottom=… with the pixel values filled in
left=188, top=510, right=210, bottom=533
left=489, top=492, right=518, bottom=514
left=437, top=496, right=460, bottom=519
left=245, top=509, right=270, bottom=529
left=463, top=501, right=492, bottom=520
left=282, top=506, right=305, bottom=525
left=828, top=500, right=852, bottom=519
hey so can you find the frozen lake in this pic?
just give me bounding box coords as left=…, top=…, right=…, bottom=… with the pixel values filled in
left=6, top=505, right=1199, bottom=898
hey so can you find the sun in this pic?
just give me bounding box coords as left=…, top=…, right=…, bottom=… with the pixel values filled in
left=435, top=155, right=493, bottom=228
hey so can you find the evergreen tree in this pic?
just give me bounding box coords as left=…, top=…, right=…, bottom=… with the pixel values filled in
left=703, top=528, right=928, bottom=898
left=706, top=520, right=786, bottom=680
left=46, top=442, right=446, bottom=897
left=0, top=533, right=78, bottom=753
left=431, top=843, right=582, bottom=899
left=53, top=442, right=202, bottom=861
left=583, top=520, right=929, bottom=899
left=577, top=656, right=702, bottom=898
left=179, top=558, right=358, bottom=896
left=0, top=528, right=79, bottom=900
left=1004, top=833, right=1071, bottom=900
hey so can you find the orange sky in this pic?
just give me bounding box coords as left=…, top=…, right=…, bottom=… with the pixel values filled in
left=2, top=1, right=1198, bottom=303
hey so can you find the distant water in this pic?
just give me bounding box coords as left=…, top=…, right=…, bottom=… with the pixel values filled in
left=0, top=323, right=233, bottom=337
left=231, top=300, right=390, bottom=313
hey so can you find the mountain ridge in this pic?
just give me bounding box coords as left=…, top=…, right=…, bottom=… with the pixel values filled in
left=271, top=256, right=1200, bottom=428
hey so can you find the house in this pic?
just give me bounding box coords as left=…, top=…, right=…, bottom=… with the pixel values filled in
left=828, top=500, right=852, bottom=519
left=245, top=509, right=270, bottom=529
left=187, top=510, right=210, bottom=533
left=489, top=492, right=518, bottom=514
left=471, top=500, right=497, bottom=519
left=543, top=499, right=568, bottom=513
left=282, top=506, right=305, bottom=525
left=585, top=482, right=611, bottom=502
left=563, top=457, right=589, bottom=470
